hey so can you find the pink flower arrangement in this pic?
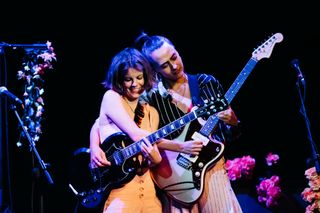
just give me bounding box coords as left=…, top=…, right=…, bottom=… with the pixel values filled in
left=256, top=153, right=281, bottom=207
left=301, top=167, right=320, bottom=213
left=256, top=175, right=282, bottom=207
left=226, top=153, right=282, bottom=208
left=225, top=155, right=256, bottom=181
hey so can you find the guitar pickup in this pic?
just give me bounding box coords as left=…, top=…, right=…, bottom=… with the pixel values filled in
left=177, top=132, right=210, bottom=164
left=178, top=153, right=198, bottom=164
left=192, top=132, right=210, bottom=146
left=176, top=154, right=193, bottom=169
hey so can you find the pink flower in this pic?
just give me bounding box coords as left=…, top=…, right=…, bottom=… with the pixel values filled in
left=225, top=155, right=255, bottom=181
left=256, top=175, right=282, bottom=207
left=266, top=152, right=279, bottom=166
left=38, top=52, right=56, bottom=62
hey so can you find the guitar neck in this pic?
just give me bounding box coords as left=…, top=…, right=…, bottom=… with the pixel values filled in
left=225, top=58, right=257, bottom=103
left=123, top=110, right=198, bottom=159
left=148, top=111, right=198, bottom=143
left=199, top=57, right=257, bottom=137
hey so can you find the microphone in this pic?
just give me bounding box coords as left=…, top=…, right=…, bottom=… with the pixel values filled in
left=291, top=59, right=305, bottom=85
left=0, top=86, right=23, bottom=106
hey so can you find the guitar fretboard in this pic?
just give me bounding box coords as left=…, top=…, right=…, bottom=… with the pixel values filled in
left=120, top=110, right=198, bottom=159
left=199, top=58, right=257, bottom=137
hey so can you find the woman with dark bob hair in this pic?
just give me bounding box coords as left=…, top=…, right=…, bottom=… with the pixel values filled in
left=90, top=47, right=162, bottom=213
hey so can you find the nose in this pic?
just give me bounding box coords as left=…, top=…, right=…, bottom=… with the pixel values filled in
left=172, top=63, right=177, bottom=69
left=131, top=79, right=137, bottom=86
left=169, top=61, right=177, bottom=70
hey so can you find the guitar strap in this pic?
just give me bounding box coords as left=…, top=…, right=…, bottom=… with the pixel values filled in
left=188, top=74, right=201, bottom=106
left=185, top=74, right=204, bottom=140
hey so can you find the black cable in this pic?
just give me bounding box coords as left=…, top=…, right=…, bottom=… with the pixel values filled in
left=73, top=199, right=80, bottom=213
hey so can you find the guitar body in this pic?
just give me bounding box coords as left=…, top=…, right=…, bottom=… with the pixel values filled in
left=69, top=132, right=138, bottom=209
left=68, top=148, right=105, bottom=210
left=151, top=123, right=225, bottom=205
left=99, top=132, right=138, bottom=186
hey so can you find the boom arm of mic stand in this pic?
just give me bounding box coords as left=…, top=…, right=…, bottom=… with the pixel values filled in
left=296, top=80, right=320, bottom=174
left=9, top=103, right=54, bottom=185
left=0, top=42, right=47, bottom=49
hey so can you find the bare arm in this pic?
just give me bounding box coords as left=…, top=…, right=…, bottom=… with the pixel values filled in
left=157, top=138, right=203, bottom=155
left=89, top=119, right=110, bottom=167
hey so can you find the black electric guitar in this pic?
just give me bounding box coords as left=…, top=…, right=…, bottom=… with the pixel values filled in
left=150, top=32, right=284, bottom=205
left=68, top=97, right=228, bottom=209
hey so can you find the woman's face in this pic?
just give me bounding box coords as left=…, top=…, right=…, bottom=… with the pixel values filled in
left=150, top=42, right=185, bottom=81
left=123, top=67, right=145, bottom=101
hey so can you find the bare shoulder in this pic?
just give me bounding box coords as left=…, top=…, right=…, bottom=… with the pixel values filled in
left=103, top=90, right=121, bottom=104
left=100, top=90, right=123, bottom=115
left=103, top=90, right=121, bottom=101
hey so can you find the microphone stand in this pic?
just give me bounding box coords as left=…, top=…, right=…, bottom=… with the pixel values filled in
left=0, top=42, right=47, bottom=49
left=296, top=79, right=320, bottom=174
left=1, top=42, right=52, bottom=212
left=9, top=103, right=54, bottom=185
left=0, top=42, right=47, bottom=55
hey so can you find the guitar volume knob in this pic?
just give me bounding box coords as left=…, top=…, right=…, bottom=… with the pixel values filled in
left=198, top=162, right=204, bottom=168
left=195, top=171, right=200, bottom=177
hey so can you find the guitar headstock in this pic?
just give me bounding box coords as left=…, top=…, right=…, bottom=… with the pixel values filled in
left=194, top=96, right=228, bottom=118
left=252, top=33, right=283, bottom=61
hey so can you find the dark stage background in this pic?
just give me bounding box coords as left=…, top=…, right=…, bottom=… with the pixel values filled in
left=1, top=4, right=319, bottom=213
